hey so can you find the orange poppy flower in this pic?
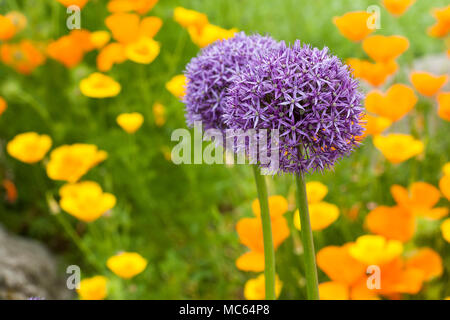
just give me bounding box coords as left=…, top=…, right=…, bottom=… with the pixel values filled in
left=90, top=31, right=111, bottom=49
left=365, top=84, right=417, bottom=122
left=2, top=179, right=18, bottom=204
left=97, top=43, right=127, bottom=72
left=319, top=282, right=349, bottom=300
left=140, top=16, right=163, bottom=38
left=442, top=218, right=450, bottom=242
left=437, top=92, right=450, bottom=121
left=173, top=7, right=209, bottom=30
left=105, top=13, right=141, bottom=44
left=107, top=0, right=158, bottom=15
left=362, top=35, right=409, bottom=63
left=410, top=71, right=448, bottom=97
left=439, top=174, right=450, bottom=201
left=70, top=29, right=95, bottom=52
left=365, top=206, right=416, bottom=242
left=0, top=96, right=7, bottom=116
left=317, top=244, right=367, bottom=286
left=1, top=40, right=46, bottom=74
left=251, top=195, right=289, bottom=218
left=6, top=11, right=27, bottom=33
left=405, top=248, right=443, bottom=281
left=47, top=35, right=85, bottom=68
left=347, top=58, right=398, bottom=87
left=0, top=15, right=17, bottom=40
left=56, top=0, right=89, bottom=9
left=333, top=11, right=374, bottom=42
left=391, top=182, right=448, bottom=219
left=383, top=0, right=416, bottom=17
left=187, top=24, right=238, bottom=48
left=235, top=251, right=265, bottom=272
left=428, top=5, right=450, bottom=38
left=360, top=114, right=392, bottom=138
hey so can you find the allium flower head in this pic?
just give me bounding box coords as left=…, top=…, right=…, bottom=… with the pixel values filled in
left=183, top=32, right=279, bottom=130
left=225, top=40, right=365, bottom=173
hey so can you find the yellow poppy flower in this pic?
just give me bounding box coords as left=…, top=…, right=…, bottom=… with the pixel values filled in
left=410, top=71, right=448, bottom=97
left=305, top=181, right=328, bottom=204
left=333, top=11, right=374, bottom=42
left=441, top=218, right=450, bottom=242
left=59, top=181, right=116, bottom=222
left=437, top=92, right=450, bottom=121
left=360, top=114, right=392, bottom=138
left=90, top=31, right=111, bottom=49
left=107, top=0, right=158, bottom=15
left=7, top=132, right=52, bottom=164
left=116, top=112, right=144, bottom=134
left=244, top=274, right=282, bottom=300
left=235, top=251, right=265, bottom=272
left=293, top=202, right=340, bottom=231
left=107, top=252, right=148, bottom=279
left=348, top=235, right=403, bottom=265
left=125, top=37, right=160, bottom=64
left=0, top=15, right=18, bottom=41
left=173, top=7, right=208, bottom=30
left=152, top=102, right=166, bottom=127
left=365, top=84, right=417, bottom=122
left=187, top=23, right=238, bottom=48
left=391, top=182, right=448, bottom=219
left=362, top=35, right=409, bottom=63
left=77, top=276, right=108, bottom=300
left=319, top=281, right=349, bottom=300
left=383, top=0, right=416, bottom=17
left=166, top=74, right=187, bottom=99
left=373, top=134, right=424, bottom=164
left=80, top=72, right=121, bottom=98
left=251, top=195, right=289, bottom=218
left=47, top=144, right=108, bottom=183
left=440, top=174, right=450, bottom=201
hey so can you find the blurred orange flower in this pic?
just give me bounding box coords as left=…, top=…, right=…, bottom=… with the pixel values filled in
left=116, top=112, right=144, bottom=133
left=166, top=74, right=187, bottom=99
left=77, top=276, right=108, bottom=300
left=439, top=174, right=450, bottom=201
left=97, top=43, right=127, bottom=72
left=362, top=35, right=409, bottom=63
left=1, top=40, right=46, bottom=74
left=47, top=144, right=108, bottom=183
left=333, top=11, right=374, bottom=42
left=405, top=248, right=443, bottom=281
left=2, top=179, right=18, bottom=204
left=60, top=181, right=116, bottom=222
left=428, top=5, right=450, bottom=38
left=347, top=58, right=398, bottom=87
left=383, top=0, right=416, bottom=17
left=373, top=134, right=424, bottom=164
left=0, top=96, right=7, bottom=116
left=187, top=24, right=238, bottom=48
left=7, top=132, right=52, bottom=164
left=0, top=14, right=17, bottom=40
left=125, top=37, right=160, bottom=64
left=391, top=182, right=448, bottom=219
left=47, top=30, right=95, bottom=68
left=365, top=84, right=417, bottom=122
left=107, top=0, right=158, bottom=15
left=56, top=0, right=89, bottom=9
left=80, top=73, right=121, bottom=98
left=348, top=235, right=403, bottom=266
left=360, top=114, right=392, bottom=138
left=441, top=218, right=450, bottom=242
left=366, top=206, right=416, bottom=242
left=107, top=252, right=148, bottom=279
left=235, top=251, right=265, bottom=272
left=244, top=274, right=282, bottom=300
left=251, top=195, right=288, bottom=218
left=140, top=16, right=163, bottom=38
left=437, top=92, right=450, bottom=121
left=319, top=281, right=349, bottom=300
left=5, top=11, right=27, bottom=33
left=410, top=71, right=448, bottom=97
left=173, top=7, right=208, bottom=30
left=106, top=13, right=141, bottom=44
left=152, top=102, right=166, bottom=127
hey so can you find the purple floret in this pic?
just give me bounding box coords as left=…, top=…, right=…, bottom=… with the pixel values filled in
left=224, top=40, right=365, bottom=174
left=183, top=32, right=280, bottom=131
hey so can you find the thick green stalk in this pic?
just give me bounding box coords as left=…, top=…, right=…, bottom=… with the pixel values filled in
left=252, top=165, right=276, bottom=300
left=295, top=172, right=320, bottom=300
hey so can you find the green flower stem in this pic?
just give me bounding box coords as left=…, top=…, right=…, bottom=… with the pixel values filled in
left=295, top=171, right=319, bottom=300
left=252, top=165, right=276, bottom=300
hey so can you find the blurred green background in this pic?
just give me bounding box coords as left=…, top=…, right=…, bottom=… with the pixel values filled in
left=0, top=0, right=449, bottom=299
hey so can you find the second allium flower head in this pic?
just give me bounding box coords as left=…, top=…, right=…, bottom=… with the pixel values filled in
left=184, top=33, right=365, bottom=174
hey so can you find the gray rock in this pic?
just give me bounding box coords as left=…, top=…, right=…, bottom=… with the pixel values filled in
left=0, top=225, right=73, bottom=300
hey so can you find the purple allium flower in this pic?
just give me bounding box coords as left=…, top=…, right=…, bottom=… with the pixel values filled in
left=183, top=32, right=280, bottom=131
left=224, top=40, right=365, bottom=174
